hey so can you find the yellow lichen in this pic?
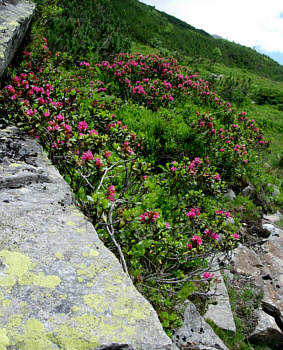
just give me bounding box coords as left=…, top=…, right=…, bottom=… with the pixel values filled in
left=0, top=250, right=61, bottom=290
left=0, top=328, right=10, bottom=350
left=55, top=252, right=63, bottom=260
left=23, top=319, right=53, bottom=350
left=66, top=221, right=76, bottom=226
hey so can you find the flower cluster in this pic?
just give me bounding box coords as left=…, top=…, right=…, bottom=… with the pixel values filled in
left=139, top=210, right=160, bottom=223
left=106, top=185, right=116, bottom=202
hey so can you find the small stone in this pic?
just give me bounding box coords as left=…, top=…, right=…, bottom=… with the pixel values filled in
left=242, top=185, right=255, bottom=197
left=267, top=184, right=280, bottom=196
left=224, top=189, right=236, bottom=200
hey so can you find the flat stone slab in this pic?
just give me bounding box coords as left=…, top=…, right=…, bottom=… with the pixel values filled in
left=0, top=126, right=172, bottom=349
left=0, top=0, right=35, bottom=78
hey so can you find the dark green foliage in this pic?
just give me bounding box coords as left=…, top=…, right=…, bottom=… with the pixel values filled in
left=33, top=0, right=283, bottom=80
left=41, top=0, right=130, bottom=60
left=111, top=0, right=283, bottom=81
left=252, top=87, right=283, bottom=106
left=208, top=74, right=252, bottom=106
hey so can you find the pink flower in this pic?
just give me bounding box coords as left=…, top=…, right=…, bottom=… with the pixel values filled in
left=186, top=208, right=200, bottom=218
left=81, top=150, right=94, bottom=162
left=191, top=235, right=202, bottom=246
left=203, top=272, right=215, bottom=279
left=44, top=110, right=50, bottom=118
left=95, top=158, right=103, bottom=168
left=103, top=151, right=112, bottom=159
left=139, top=210, right=159, bottom=223
left=165, top=222, right=170, bottom=229
left=233, top=233, right=239, bottom=239
left=210, top=232, right=219, bottom=240
left=106, top=185, right=116, bottom=202
left=89, top=129, right=98, bottom=136
left=78, top=121, right=88, bottom=131
left=215, top=209, right=223, bottom=215
left=171, top=167, right=177, bottom=172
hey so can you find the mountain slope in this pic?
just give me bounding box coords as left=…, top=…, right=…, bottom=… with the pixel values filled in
left=42, top=0, right=283, bottom=81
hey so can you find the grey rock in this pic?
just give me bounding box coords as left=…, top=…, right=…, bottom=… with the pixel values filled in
left=263, top=211, right=283, bottom=224
left=204, top=266, right=236, bottom=333
left=249, top=309, right=283, bottom=347
left=242, top=185, right=255, bottom=197
left=267, top=184, right=280, bottom=196
left=262, top=223, right=281, bottom=237
left=224, top=189, right=236, bottom=201
left=173, top=301, right=228, bottom=350
left=0, top=0, right=36, bottom=78
left=0, top=127, right=172, bottom=350
left=231, top=232, right=283, bottom=333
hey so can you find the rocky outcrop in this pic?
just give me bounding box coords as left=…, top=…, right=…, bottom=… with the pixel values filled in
left=173, top=301, right=228, bottom=350
left=0, top=0, right=35, bottom=78
left=249, top=309, right=283, bottom=347
left=0, top=126, right=173, bottom=349
left=231, top=225, right=283, bottom=346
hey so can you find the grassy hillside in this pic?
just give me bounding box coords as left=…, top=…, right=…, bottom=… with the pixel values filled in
left=41, top=0, right=283, bottom=81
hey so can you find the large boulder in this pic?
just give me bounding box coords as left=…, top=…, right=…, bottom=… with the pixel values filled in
left=0, top=0, right=35, bottom=78
left=0, top=126, right=173, bottom=349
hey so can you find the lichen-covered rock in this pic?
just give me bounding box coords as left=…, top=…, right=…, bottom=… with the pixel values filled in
left=0, top=0, right=35, bottom=78
left=0, top=126, right=173, bottom=349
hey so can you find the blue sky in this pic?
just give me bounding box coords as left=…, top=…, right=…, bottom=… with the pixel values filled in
left=140, top=0, right=283, bottom=66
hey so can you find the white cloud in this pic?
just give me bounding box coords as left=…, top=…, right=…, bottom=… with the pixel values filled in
left=140, top=0, right=283, bottom=53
